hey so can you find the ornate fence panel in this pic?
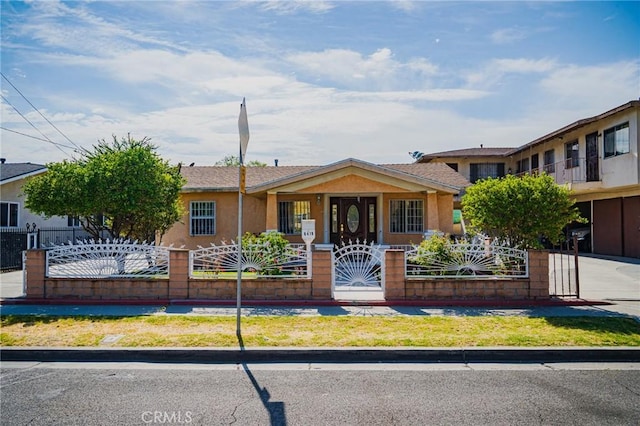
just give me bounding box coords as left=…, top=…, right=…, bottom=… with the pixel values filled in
left=405, top=241, right=528, bottom=278
left=46, top=240, right=170, bottom=278
left=333, top=240, right=383, bottom=288
left=190, top=242, right=307, bottom=278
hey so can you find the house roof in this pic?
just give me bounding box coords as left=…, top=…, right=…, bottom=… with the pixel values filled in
left=180, top=158, right=469, bottom=194
left=0, top=162, right=47, bottom=184
left=418, top=147, right=516, bottom=161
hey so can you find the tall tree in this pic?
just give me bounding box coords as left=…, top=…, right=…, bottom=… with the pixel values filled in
left=24, top=135, right=185, bottom=242
left=461, top=174, right=584, bottom=249
left=215, top=155, right=266, bottom=167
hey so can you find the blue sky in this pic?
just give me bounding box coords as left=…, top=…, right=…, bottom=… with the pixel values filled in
left=1, top=1, right=638, bottom=167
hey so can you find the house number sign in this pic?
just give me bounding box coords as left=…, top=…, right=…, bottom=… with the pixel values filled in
left=301, top=219, right=316, bottom=244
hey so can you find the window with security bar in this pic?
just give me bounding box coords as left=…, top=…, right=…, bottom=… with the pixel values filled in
left=278, top=201, right=310, bottom=234
left=390, top=199, right=423, bottom=233
left=190, top=201, right=216, bottom=236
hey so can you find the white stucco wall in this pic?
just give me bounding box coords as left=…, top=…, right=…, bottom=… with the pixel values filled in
left=0, top=179, right=68, bottom=228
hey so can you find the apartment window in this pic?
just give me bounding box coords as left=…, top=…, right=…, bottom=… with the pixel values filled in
left=0, top=202, right=18, bottom=227
left=190, top=201, right=215, bottom=236
left=67, top=215, right=81, bottom=227
left=469, top=163, right=505, bottom=183
left=445, top=162, right=458, bottom=172
left=543, top=149, right=555, bottom=173
left=565, top=140, right=579, bottom=169
left=390, top=199, right=423, bottom=233
left=531, top=153, right=539, bottom=173
left=516, top=158, right=530, bottom=174
left=278, top=201, right=310, bottom=235
left=604, top=122, right=630, bottom=158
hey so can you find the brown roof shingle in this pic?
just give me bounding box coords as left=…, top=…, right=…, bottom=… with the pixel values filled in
left=181, top=160, right=469, bottom=192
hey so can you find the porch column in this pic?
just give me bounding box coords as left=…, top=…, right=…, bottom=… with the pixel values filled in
left=265, top=192, right=278, bottom=231
left=426, top=192, right=439, bottom=230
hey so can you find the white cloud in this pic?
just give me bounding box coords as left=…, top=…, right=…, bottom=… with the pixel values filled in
left=538, top=60, right=640, bottom=110
left=465, top=58, right=558, bottom=88
left=490, top=27, right=527, bottom=44
left=259, top=0, right=334, bottom=14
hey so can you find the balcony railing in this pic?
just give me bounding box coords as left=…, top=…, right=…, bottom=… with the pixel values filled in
left=515, top=158, right=597, bottom=185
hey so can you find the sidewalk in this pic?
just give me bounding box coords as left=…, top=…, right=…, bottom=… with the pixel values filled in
left=1, top=255, right=639, bottom=364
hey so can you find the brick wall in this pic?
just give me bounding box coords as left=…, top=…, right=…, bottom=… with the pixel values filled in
left=24, top=248, right=550, bottom=302
left=398, top=250, right=550, bottom=301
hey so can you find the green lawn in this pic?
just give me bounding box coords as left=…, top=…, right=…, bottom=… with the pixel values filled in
left=1, top=315, right=639, bottom=347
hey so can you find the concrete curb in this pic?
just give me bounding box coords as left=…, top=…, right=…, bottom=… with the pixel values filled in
left=2, top=347, right=639, bottom=364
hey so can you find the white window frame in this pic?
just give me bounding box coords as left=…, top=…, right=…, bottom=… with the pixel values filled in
left=389, top=199, right=424, bottom=233
left=190, top=201, right=216, bottom=236
left=67, top=215, right=81, bottom=227
left=278, top=200, right=311, bottom=235
left=0, top=202, right=19, bottom=228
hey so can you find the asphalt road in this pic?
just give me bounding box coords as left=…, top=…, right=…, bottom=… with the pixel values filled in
left=2, top=363, right=639, bottom=425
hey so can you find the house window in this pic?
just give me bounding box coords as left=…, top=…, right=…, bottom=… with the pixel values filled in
left=390, top=199, right=423, bottom=233
left=67, top=216, right=81, bottom=227
left=604, top=122, right=630, bottom=158
left=531, top=153, right=539, bottom=173
left=445, top=163, right=458, bottom=172
left=543, top=149, right=555, bottom=173
left=565, top=140, right=579, bottom=169
left=190, top=201, right=215, bottom=236
left=278, top=201, right=310, bottom=235
left=469, top=163, right=505, bottom=183
left=0, top=202, right=19, bottom=227
left=516, top=158, right=530, bottom=174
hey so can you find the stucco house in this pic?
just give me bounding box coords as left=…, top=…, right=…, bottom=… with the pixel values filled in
left=163, top=158, right=470, bottom=249
left=418, top=100, right=640, bottom=258
left=0, top=160, right=52, bottom=229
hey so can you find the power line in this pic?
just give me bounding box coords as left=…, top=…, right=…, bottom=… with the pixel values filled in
left=0, top=126, right=78, bottom=150
left=1, top=71, right=86, bottom=154
left=1, top=94, right=72, bottom=157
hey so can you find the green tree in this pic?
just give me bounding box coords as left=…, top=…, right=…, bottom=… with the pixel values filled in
left=23, top=135, right=185, bottom=242
left=461, top=174, right=584, bottom=249
left=215, top=155, right=266, bottom=167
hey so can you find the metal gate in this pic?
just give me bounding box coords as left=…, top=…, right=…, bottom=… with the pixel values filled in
left=0, top=228, right=27, bottom=271
left=549, top=242, right=580, bottom=298
left=333, top=241, right=383, bottom=290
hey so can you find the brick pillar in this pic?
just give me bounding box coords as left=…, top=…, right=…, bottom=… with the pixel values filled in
left=168, top=249, right=190, bottom=299
left=528, top=249, right=550, bottom=299
left=384, top=249, right=406, bottom=300
left=25, top=249, right=46, bottom=298
left=311, top=249, right=332, bottom=299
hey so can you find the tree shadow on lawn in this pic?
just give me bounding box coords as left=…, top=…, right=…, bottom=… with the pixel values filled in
left=0, top=314, right=130, bottom=326
left=543, top=316, right=640, bottom=337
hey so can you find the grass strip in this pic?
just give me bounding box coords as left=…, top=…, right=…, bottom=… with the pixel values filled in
left=1, top=315, right=639, bottom=347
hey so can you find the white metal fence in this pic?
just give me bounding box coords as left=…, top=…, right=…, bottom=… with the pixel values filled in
left=46, top=239, right=170, bottom=278
left=189, top=241, right=308, bottom=278
left=405, top=240, right=528, bottom=278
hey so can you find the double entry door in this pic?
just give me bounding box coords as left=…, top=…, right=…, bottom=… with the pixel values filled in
left=329, top=197, right=377, bottom=246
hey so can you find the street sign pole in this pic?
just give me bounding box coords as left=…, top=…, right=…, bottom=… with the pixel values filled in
left=237, top=98, right=249, bottom=337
